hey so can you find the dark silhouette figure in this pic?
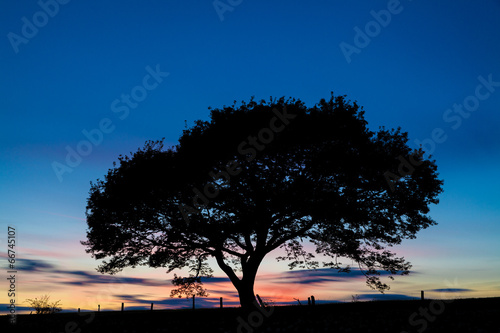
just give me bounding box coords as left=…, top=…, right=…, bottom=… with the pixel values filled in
left=82, top=95, right=443, bottom=310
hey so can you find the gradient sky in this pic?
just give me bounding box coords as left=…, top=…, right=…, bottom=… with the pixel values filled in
left=1, top=0, right=500, bottom=314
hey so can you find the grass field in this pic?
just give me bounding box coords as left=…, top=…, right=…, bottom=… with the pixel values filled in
left=2, top=297, right=499, bottom=333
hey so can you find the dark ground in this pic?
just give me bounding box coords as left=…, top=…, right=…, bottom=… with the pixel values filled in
left=2, top=297, right=499, bottom=333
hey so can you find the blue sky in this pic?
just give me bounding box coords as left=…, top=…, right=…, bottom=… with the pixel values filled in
left=1, top=0, right=500, bottom=312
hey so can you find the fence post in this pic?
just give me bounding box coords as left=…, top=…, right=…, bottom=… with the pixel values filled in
left=308, top=297, right=311, bottom=306
left=220, top=297, right=223, bottom=309
left=256, top=294, right=265, bottom=307
left=151, top=303, right=154, bottom=311
left=311, top=295, right=315, bottom=306
left=78, top=308, right=80, bottom=313
left=421, top=291, right=424, bottom=301
left=98, top=304, right=100, bottom=312
left=121, top=303, right=124, bottom=312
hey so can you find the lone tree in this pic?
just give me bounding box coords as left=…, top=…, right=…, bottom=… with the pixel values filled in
left=82, top=95, right=442, bottom=310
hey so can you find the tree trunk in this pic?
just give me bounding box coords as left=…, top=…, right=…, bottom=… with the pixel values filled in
left=236, top=255, right=264, bottom=310
left=214, top=249, right=264, bottom=311
left=236, top=279, right=258, bottom=310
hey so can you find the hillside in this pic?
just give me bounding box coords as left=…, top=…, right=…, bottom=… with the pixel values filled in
left=2, top=297, right=499, bottom=333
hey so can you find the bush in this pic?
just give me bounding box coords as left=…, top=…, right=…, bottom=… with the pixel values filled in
left=25, top=295, right=62, bottom=314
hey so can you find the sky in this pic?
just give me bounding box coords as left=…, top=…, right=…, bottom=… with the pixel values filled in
left=1, top=0, right=500, bottom=314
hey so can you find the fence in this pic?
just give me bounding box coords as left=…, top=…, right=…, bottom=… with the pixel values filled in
left=73, top=291, right=444, bottom=313
left=74, top=294, right=322, bottom=313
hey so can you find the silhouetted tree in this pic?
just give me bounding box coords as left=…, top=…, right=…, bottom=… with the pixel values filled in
left=82, top=95, right=443, bottom=310
left=25, top=295, right=62, bottom=314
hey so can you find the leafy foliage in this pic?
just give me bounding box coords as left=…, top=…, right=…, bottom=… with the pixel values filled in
left=170, top=274, right=209, bottom=298
left=170, top=255, right=213, bottom=298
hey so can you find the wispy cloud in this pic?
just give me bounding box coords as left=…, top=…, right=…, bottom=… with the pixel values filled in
left=357, top=293, right=418, bottom=301
left=430, top=288, right=474, bottom=293
left=200, top=276, right=231, bottom=283
left=0, top=258, right=56, bottom=272
left=0, top=258, right=168, bottom=287
left=56, top=270, right=168, bottom=287
left=0, top=305, right=33, bottom=313
left=264, top=267, right=391, bottom=285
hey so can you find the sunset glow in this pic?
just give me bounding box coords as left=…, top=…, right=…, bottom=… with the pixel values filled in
left=1, top=0, right=500, bottom=322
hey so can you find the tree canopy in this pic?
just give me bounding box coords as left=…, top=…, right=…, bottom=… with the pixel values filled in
left=82, top=95, right=443, bottom=309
